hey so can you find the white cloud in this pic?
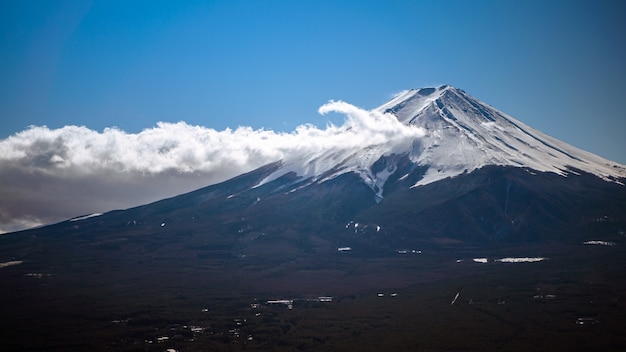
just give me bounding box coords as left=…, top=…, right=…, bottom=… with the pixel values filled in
left=0, top=101, right=424, bottom=233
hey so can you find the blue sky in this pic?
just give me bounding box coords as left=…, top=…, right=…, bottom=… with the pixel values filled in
left=0, top=0, right=625, bottom=233
left=1, top=0, right=625, bottom=163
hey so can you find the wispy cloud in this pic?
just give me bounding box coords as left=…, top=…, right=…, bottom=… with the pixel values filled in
left=0, top=101, right=424, bottom=233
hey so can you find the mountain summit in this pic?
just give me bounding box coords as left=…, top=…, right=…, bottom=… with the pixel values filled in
left=258, top=85, right=625, bottom=202
left=378, top=85, right=624, bottom=186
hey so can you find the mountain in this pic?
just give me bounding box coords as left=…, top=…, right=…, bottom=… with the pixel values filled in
left=6, top=85, right=626, bottom=248
left=2, top=86, right=626, bottom=351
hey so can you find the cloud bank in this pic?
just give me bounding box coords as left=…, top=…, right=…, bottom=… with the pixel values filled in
left=0, top=101, right=424, bottom=233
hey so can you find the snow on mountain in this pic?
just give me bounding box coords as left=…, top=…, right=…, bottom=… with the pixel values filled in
left=258, top=85, right=626, bottom=198
left=379, top=85, right=626, bottom=187
left=254, top=101, right=425, bottom=199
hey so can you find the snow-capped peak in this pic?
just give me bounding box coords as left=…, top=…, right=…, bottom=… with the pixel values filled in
left=256, top=86, right=625, bottom=198
left=376, top=85, right=451, bottom=124
left=379, top=85, right=625, bottom=187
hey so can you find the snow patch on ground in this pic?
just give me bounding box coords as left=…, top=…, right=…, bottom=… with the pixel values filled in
left=583, top=240, right=616, bottom=246
left=467, top=257, right=547, bottom=264
left=496, top=257, right=546, bottom=263
left=70, top=213, right=103, bottom=222
left=0, top=260, right=23, bottom=269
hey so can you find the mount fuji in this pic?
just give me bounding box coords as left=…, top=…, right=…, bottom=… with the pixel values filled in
left=2, top=86, right=626, bottom=351
left=6, top=85, right=626, bottom=247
